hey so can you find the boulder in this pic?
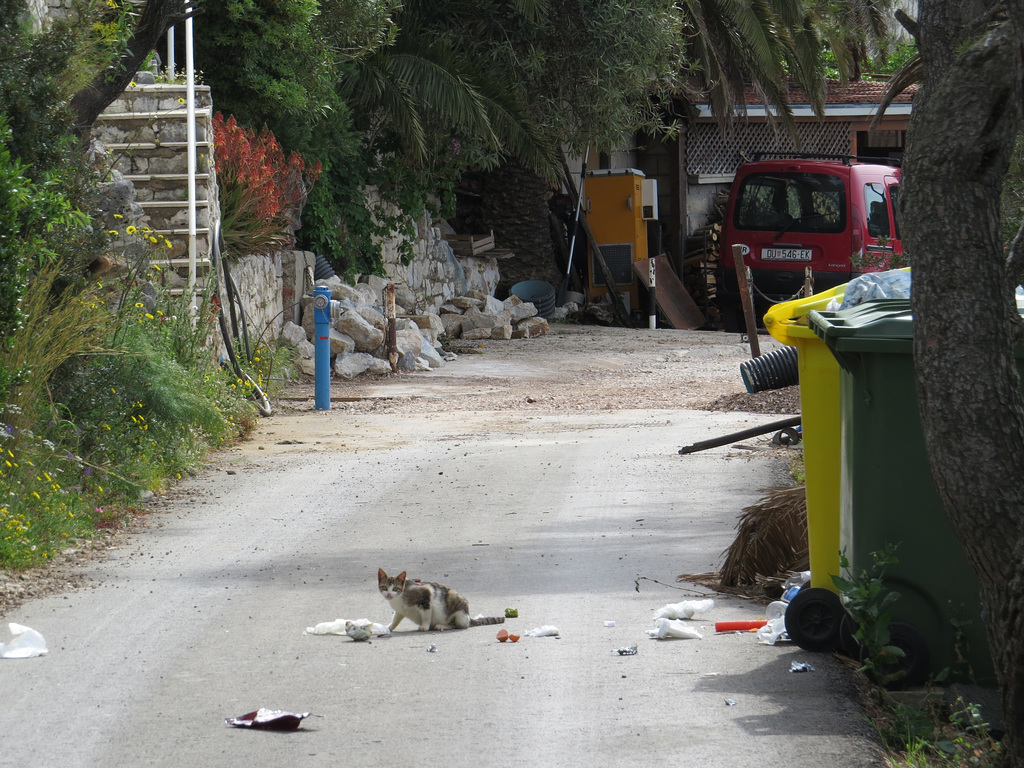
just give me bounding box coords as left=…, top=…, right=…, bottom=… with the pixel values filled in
left=335, top=308, right=385, bottom=352
left=513, top=317, right=549, bottom=338
left=334, top=352, right=377, bottom=379
left=483, top=295, right=505, bottom=315
left=357, top=305, right=387, bottom=332
left=450, top=295, right=483, bottom=310
left=440, top=313, right=464, bottom=338
left=504, top=295, right=538, bottom=324
left=295, top=339, right=316, bottom=375
left=281, top=321, right=308, bottom=346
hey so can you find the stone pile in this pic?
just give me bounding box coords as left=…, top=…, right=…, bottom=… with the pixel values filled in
left=283, top=280, right=550, bottom=380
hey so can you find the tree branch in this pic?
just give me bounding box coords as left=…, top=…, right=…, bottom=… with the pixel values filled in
left=895, top=9, right=919, bottom=41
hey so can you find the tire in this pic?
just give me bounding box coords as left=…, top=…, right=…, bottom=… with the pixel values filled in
left=864, top=621, right=931, bottom=689
left=838, top=612, right=861, bottom=660
left=784, top=587, right=843, bottom=652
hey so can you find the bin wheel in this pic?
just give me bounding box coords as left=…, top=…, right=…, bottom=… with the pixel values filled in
left=862, top=621, right=931, bottom=688
left=784, top=587, right=843, bottom=652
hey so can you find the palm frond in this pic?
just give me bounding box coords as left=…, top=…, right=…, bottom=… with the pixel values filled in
left=720, top=485, right=809, bottom=587
left=869, top=51, right=922, bottom=130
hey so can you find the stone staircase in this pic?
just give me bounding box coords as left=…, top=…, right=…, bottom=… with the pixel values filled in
left=92, top=82, right=220, bottom=290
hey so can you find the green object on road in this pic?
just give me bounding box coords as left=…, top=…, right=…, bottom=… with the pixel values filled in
left=809, top=299, right=1016, bottom=686
left=505, top=608, right=518, bottom=618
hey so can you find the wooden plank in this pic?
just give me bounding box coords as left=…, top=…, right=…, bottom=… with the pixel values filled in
left=633, top=255, right=705, bottom=330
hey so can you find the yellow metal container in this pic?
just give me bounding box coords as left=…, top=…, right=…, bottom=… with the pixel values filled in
left=585, top=170, right=648, bottom=310
left=763, top=283, right=847, bottom=590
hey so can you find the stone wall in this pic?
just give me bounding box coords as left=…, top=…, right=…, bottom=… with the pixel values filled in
left=368, top=187, right=500, bottom=314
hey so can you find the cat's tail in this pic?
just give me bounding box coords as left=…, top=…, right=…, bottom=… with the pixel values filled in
left=469, top=616, right=505, bottom=626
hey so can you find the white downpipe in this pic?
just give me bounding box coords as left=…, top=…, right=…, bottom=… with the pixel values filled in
left=185, top=15, right=198, bottom=307
left=166, top=25, right=175, bottom=79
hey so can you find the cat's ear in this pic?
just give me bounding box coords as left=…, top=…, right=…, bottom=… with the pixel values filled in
left=378, top=568, right=387, bottom=581
left=397, top=571, right=407, bottom=583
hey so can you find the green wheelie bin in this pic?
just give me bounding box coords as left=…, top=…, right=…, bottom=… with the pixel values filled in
left=809, top=300, right=1002, bottom=687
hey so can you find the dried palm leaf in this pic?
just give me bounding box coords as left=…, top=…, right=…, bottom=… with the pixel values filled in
left=719, top=485, right=809, bottom=587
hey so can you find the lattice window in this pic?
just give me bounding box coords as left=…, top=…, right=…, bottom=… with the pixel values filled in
left=687, top=121, right=853, bottom=176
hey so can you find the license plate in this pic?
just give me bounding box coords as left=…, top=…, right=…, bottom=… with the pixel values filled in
left=761, top=247, right=812, bottom=262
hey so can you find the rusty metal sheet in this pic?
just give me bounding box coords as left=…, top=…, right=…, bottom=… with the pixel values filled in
left=633, top=255, right=705, bottom=330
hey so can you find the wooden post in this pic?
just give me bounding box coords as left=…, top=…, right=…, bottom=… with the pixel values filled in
left=732, top=245, right=761, bottom=357
left=580, top=215, right=632, bottom=327
left=385, top=283, right=398, bottom=372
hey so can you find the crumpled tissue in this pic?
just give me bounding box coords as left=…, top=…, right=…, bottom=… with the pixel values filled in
left=304, top=619, right=390, bottom=640
left=653, top=598, right=715, bottom=620
left=756, top=617, right=789, bottom=645
left=646, top=618, right=703, bottom=640
left=0, top=623, right=48, bottom=659
left=525, top=625, right=560, bottom=637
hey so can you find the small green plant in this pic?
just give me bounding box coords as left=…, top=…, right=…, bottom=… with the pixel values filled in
left=832, top=544, right=906, bottom=685
left=876, top=694, right=1002, bottom=767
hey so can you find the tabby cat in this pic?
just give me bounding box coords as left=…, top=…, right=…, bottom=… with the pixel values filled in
left=377, top=569, right=505, bottom=631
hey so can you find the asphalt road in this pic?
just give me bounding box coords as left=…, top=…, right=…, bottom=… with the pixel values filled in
left=0, top=338, right=882, bottom=767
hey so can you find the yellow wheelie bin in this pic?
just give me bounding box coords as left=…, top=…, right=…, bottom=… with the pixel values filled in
left=763, top=283, right=847, bottom=591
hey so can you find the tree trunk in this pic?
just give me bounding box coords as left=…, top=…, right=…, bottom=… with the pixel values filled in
left=69, top=0, right=195, bottom=141
left=901, top=4, right=1024, bottom=764
left=475, top=162, right=562, bottom=297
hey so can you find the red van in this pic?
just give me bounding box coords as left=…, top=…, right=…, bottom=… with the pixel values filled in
left=717, top=155, right=902, bottom=330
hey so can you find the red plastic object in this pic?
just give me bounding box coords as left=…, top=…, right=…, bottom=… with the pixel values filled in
left=226, top=708, right=310, bottom=731
left=714, top=620, right=768, bottom=632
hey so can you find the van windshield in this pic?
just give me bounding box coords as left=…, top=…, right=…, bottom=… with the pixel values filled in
left=734, top=172, right=846, bottom=235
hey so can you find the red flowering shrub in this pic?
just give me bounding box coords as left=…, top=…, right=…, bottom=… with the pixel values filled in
left=212, top=113, right=322, bottom=258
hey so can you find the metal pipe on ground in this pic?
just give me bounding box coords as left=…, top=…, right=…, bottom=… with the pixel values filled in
left=678, top=416, right=801, bottom=455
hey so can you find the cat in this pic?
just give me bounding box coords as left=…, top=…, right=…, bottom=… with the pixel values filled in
left=377, top=569, right=505, bottom=631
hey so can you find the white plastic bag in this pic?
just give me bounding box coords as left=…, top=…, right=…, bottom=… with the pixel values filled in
left=0, top=623, right=48, bottom=659
left=827, top=269, right=911, bottom=311
left=756, top=617, right=789, bottom=645
left=304, top=618, right=389, bottom=638
left=645, top=618, right=703, bottom=640
left=524, top=625, right=560, bottom=637
left=653, top=598, right=715, bottom=620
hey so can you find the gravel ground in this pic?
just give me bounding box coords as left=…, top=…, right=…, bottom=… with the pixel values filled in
left=0, top=324, right=800, bottom=619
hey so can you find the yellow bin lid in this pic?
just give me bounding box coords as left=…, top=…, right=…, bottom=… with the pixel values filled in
left=763, top=284, right=848, bottom=345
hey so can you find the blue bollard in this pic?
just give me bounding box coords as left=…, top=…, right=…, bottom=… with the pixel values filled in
left=313, top=285, right=332, bottom=410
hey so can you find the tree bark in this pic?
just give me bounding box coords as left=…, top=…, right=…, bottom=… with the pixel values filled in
left=901, top=3, right=1024, bottom=764
left=69, top=0, right=197, bottom=141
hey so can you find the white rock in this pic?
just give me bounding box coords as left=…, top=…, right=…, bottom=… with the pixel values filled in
left=281, top=321, right=308, bottom=346
left=335, top=308, right=385, bottom=352
left=334, top=352, right=376, bottom=379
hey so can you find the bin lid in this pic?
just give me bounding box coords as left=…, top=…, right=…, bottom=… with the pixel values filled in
left=808, top=299, right=913, bottom=353
left=763, top=283, right=848, bottom=344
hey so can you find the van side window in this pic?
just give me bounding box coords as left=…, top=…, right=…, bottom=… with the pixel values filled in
left=735, top=173, right=845, bottom=233
left=865, top=182, right=890, bottom=238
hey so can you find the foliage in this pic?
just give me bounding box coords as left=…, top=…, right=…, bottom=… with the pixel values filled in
left=212, top=113, right=321, bottom=259
left=832, top=544, right=906, bottom=685
left=873, top=693, right=1002, bottom=767
left=195, top=0, right=342, bottom=132
left=0, top=119, right=91, bottom=365
left=0, top=254, right=260, bottom=568
left=383, top=0, right=690, bottom=161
